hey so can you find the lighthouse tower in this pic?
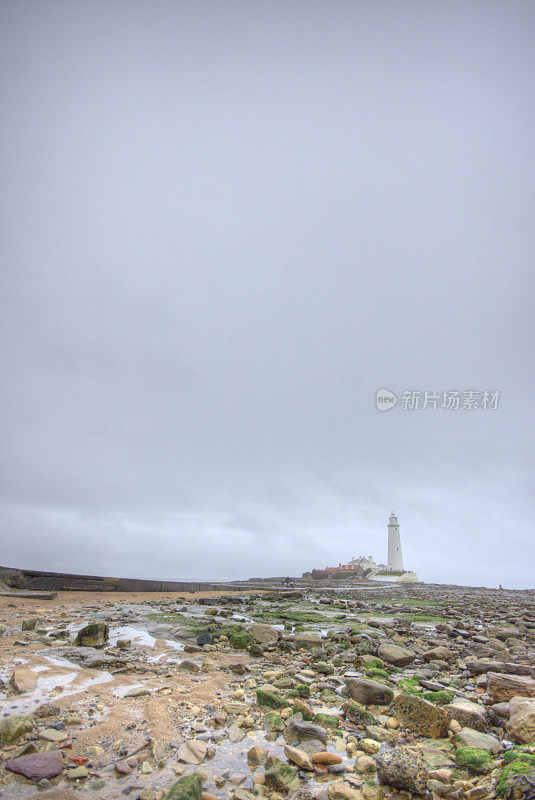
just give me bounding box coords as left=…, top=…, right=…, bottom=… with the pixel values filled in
left=387, top=512, right=404, bottom=571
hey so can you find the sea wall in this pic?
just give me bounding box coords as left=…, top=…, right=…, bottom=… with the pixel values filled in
left=0, top=565, right=229, bottom=593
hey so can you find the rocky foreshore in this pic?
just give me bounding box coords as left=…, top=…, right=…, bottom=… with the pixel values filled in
left=0, top=584, right=534, bottom=800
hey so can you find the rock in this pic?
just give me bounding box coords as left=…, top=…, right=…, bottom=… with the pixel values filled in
left=257, top=689, right=290, bottom=709
left=312, top=752, right=343, bottom=765
left=38, top=728, right=68, bottom=742
left=345, top=677, right=394, bottom=705
left=495, top=763, right=535, bottom=798
left=6, top=751, right=63, bottom=781
left=248, top=623, right=280, bottom=644
left=454, top=746, right=493, bottom=774
left=125, top=686, right=151, bottom=697
left=177, top=739, right=208, bottom=765
left=284, top=744, right=314, bottom=769
left=247, top=745, right=268, bottom=764
left=0, top=713, right=33, bottom=744
left=423, top=647, right=454, bottom=662
left=9, top=668, right=38, bottom=694
left=293, top=632, right=323, bottom=648
left=179, top=660, right=201, bottom=673
left=455, top=727, right=502, bottom=753
left=342, top=700, right=377, bottom=726
left=378, top=641, right=416, bottom=666
left=394, top=694, right=450, bottom=738
left=67, top=765, right=89, bottom=779
left=165, top=773, right=203, bottom=800
left=196, top=632, right=214, bottom=646
left=487, top=672, right=535, bottom=703
left=327, top=780, right=363, bottom=800
left=34, top=703, right=61, bottom=718
left=444, top=699, right=488, bottom=731
left=506, top=696, right=535, bottom=744
left=22, top=618, right=38, bottom=630
left=288, top=719, right=328, bottom=744
left=75, top=621, right=108, bottom=647
left=229, top=663, right=249, bottom=675
left=355, top=755, right=376, bottom=773
left=375, top=746, right=429, bottom=795
left=265, top=760, right=301, bottom=793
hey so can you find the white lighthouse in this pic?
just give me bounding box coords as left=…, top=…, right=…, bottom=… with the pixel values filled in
left=387, top=512, right=404, bottom=571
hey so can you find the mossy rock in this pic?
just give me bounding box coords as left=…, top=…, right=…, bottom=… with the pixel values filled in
left=454, top=746, right=493, bottom=774
left=366, top=667, right=391, bottom=680
left=496, top=762, right=535, bottom=797
left=0, top=714, right=33, bottom=745
left=257, top=689, right=290, bottom=710
left=248, top=643, right=263, bottom=657
left=314, top=712, right=340, bottom=728
left=296, top=683, right=310, bottom=698
left=265, top=760, right=300, bottom=793
left=363, top=658, right=384, bottom=670
left=229, top=631, right=254, bottom=649
left=164, top=773, right=203, bottom=800
left=264, top=712, right=285, bottom=732
left=75, top=621, right=108, bottom=648
left=503, top=750, right=535, bottom=767
left=291, top=702, right=315, bottom=721
left=343, top=699, right=377, bottom=726
left=422, top=690, right=455, bottom=705
left=397, top=677, right=422, bottom=695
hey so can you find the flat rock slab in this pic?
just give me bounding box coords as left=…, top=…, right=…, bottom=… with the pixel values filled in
left=6, top=750, right=63, bottom=781
left=487, top=672, right=535, bottom=702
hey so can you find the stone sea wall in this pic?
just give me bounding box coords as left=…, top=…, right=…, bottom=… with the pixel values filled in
left=0, top=565, right=228, bottom=593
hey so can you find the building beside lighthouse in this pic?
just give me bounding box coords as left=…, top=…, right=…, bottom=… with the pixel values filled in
left=302, top=512, right=418, bottom=582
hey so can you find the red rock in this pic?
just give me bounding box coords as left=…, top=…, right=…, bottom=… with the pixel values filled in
left=6, top=751, right=63, bottom=781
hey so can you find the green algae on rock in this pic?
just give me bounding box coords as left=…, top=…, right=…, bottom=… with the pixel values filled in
left=164, top=773, right=203, bottom=800
left=454, top=746, right=494, bottom=773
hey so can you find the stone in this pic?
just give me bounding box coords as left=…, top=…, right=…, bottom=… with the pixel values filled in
left=257, top=689, right=290, bottom=709
left=394, top=694, right=450, bottom=738
left=248, top=623, right=280, bottom=644
left=345, top=677, right=394, bottom=705
left=454, top=746, right=493, bottom=774
left=67, top=765, right=89, bottom=778
left=293, top=632, right=323, bottom=648
left=342, top=700, right=378, bottom=726
left=506, top=696, right=535, bottom=744
left=6, top=750, right=63, bottom=781
left=486, top=672, right=535, bottom=703
left=312, top=752, right=343, bottom=765
left=75, top=621, right=108, bottom=647
left=265, top=760, right=300, bottom=793
left=375, top=746, right=429, bottom=795
left=9, top=668, right=38, bottom=694
left=495, top=763, right=535, bottom=798
left=423, top=647, right=454, bottom=662
left=355, top=755, right=376, bottom=773
left=177, top=739, right=207, bottom=765
left=327, top=780, right=363, bottom=800
left=455, top=727, right=502, bottom=753
left=377, top=641, right=416, bottom=666
left=444, top=699, right=488, bottom=731
left=247, top=745, right=268, bottom=764
left=165, top=773, right=203, bottom=800
left=284, top=744, right=314, bottom=769
left=33, top=703, right=61, bottom=718
left=38, top=727, right=68, bottom=742
left=0, top=713, right=33, bottom=744
left=179, top=660, right=201, bottom=673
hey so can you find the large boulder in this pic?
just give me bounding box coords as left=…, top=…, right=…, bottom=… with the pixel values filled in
left=248, top=624, right=279, bottom=644
left=506, top=696, right=535, bottom=744
left=345, top=677, right=394, bottom=705
left=378, top=641, right=416, bottom=666
left=75, top=622, right=109, bottom=648
left=394, top=694, right=450, bottom=738
left=375, top=745, right=429, bottom=795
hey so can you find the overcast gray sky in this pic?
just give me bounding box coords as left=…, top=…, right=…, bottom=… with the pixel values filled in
left=1, top=1, right=534, bottom=589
